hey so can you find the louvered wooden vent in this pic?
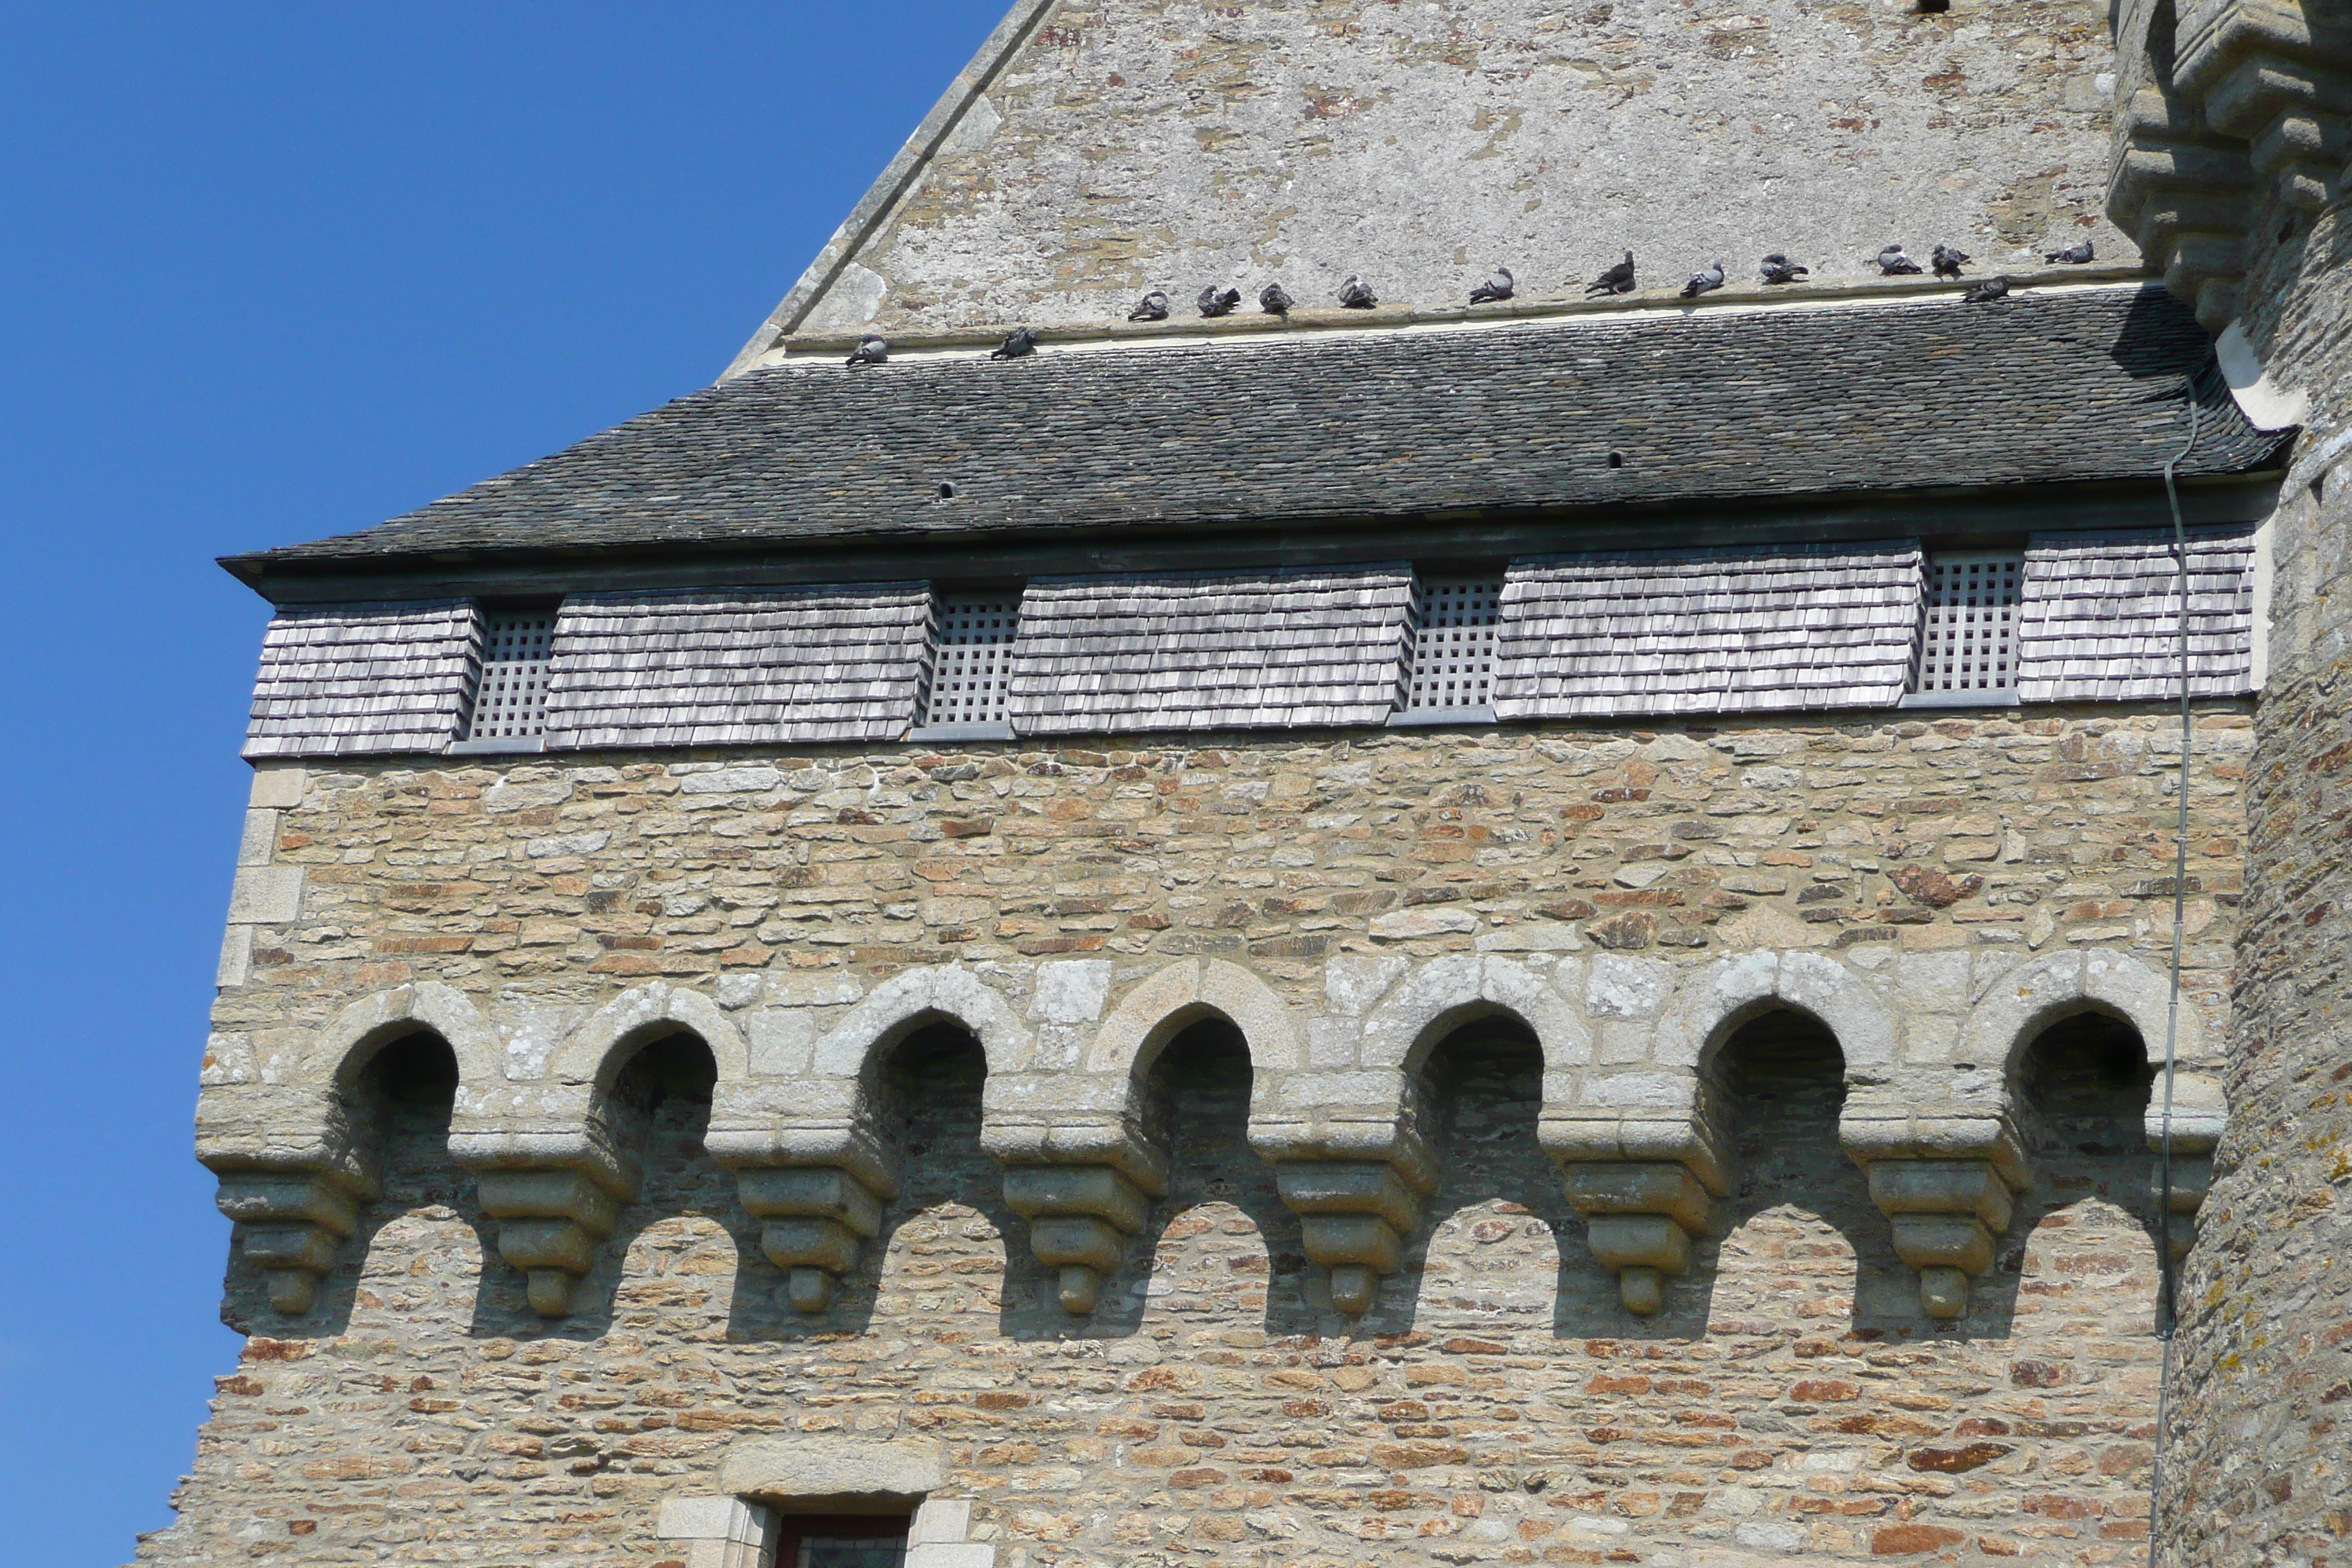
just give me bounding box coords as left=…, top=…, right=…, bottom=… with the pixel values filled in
left=923, top=592, right=1018, bottom=727
left=1910, top=552, right=2021, bottom=701
left=1404, top=576, right=1500, bottom=711
left=464, top=610, right=554, bottom=739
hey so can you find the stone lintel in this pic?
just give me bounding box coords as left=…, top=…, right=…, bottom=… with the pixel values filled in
left=720, top=1436, right=947, bottom=1508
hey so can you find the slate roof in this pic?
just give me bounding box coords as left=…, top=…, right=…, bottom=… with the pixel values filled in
left=1495, top=544, right=1926, bottom=718
left=1006, top=567, right=1414, bottom=734
left=244, top=600, right=478, bottom=758
left=2014, top=527, right=2258, bottom=702
left=544, top=586, right=933, bottom=747
left=235, top=285, right=2285, bottom=572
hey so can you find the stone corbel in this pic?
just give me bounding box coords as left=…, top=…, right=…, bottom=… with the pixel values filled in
left=1275, top=1157, right=1435, bottom=1316
left=2174, top=4, right=2352, bottom=211
left=706, top=1098, right=900, bottom=1314
left=451, top=1121, right=638, bottom=1318
left=1545, top=1108, right=1732, bottom=1316
left=211, top=1164, right=377, bottom=1315
left=1843, top=1113, right=2029, bottom=1321
left=986, top=1099, right=1169, bottom=1315
left=198, top=1096, right=383, bottom=1317
left=2148, top=1069, right=2227, bottom=1261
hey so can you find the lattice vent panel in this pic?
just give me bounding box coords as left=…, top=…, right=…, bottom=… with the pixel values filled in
left=923, top=592, right=1019, bottom=727
left=1404, top=576, right=1501, bottom=711
left=1910, top=552, right=2021, bottom=698
left=465, top=610, right=555, bottom=739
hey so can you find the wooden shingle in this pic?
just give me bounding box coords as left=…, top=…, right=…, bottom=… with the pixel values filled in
left=1496, top=543, right=1925, bottom=717
left=1008, top=567, right=1414, bottom=734
left=2014, top=528, right=2257, bottom=701
left=243, top=600, right=480, bottom=758
left=545, top=585, right=932, bottom=747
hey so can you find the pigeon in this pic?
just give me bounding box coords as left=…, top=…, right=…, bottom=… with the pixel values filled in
left=1127, top=289, right=1170, bottom=322
left=1875, top=244, right=1924, bottom=276
left=2045, top=238, right=2096, bottom=265
left=1196, top=284, right=1242, bottom=317
left=845, top=333, right=888, bottom=369
left=1931, top=244, right=1970, bottom=279
left=1337, top=274, right=1379, bottom=309
left=1961, top=275, right=2011, bottom=304
left=1468, top=265, right=1515, bottom=304
left=990, top=326, right=1040, bottom=360
left=1679, top=260, right=1726, bottom=299
left=1584, top=252, right=1636, bottom=296
left=1759, top=253, right=1809, bottom=285
left=1260, top=282, right=1294, bottom=315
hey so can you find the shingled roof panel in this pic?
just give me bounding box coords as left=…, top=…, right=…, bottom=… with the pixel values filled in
left=1008, top=567, right=1414, bottom=734
left=2013, top=527, right=2257, bottom=701
left=244, top=600, right=480, bottom=758
left=238, top=286, right=2285, bottom=568
left=545, top=585, right=932, bottom=747
left=1496, top=543, right=1925, bottom=717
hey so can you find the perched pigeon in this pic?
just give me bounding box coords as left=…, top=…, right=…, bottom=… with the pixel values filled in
left=1337, top=274, right=1379, bottom=309
left=990, top=326, right=1040, bottom=360
left=1584, top=251, right=1636, bottom=296
left=1260, top=282, right=1294, bottom=315
left=1759, top=253, right=1809, bottom=285
left=2045, top=238, right=2095, bottom=265
left=1468, top=265, right=1515, bottom=304
left=1875, top=244, right=1924, bottom=276
left=1961, top=275, right=2011, bottom=304
left=1196, top=284, right=1242, bottom=317
left=1931, top=244, right=1970, bottom=279
left=1127, top=289, right=1170, bottom=322
left=1679, top=260, right=1726, bottom=299
left=845, top=333, right=888, bottom=369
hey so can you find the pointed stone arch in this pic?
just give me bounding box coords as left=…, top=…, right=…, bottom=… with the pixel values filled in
left=317, top=981, right=501, bottom=1097
left=1359, top=953, right=1591, bottom=1098
left=1082, top=958, right=1304, bottom=1084
left=549, top=981, right=751, bottom=1091
left=810, top=965, right=1030, bottom=1084
left=1651, top=949, right=1898, bottom=1083
left=1961, top=948, right=2208, bottom=1074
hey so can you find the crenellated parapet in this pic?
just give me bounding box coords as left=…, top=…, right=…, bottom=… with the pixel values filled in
left=197, top=945, right=2225, bottom=1327
left=2108, top=0, right=2352, bottom=330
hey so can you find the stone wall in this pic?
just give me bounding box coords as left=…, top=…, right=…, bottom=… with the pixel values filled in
left=757, top=0, right=2133, bottom=346
left=2097, top=0, right=2352, bottom=1555
left=2155, top=113, right=2352, bottom=1568
left=149, top=709, right=2250, bottom=1564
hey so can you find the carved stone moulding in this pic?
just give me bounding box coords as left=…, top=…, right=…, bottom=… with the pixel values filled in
left=211, top=1166, right=375, bottom=1315
left=451, top=1122, right=638, bottom=1318
left=1546, top=1111, right=1732, bottom=1316
left=1003, top=1164, right=1156, bottom=1314
left=707, top=1116, right=900, bottom=1316
left=2148, top=1068, right=2227, bottom=1262
left=1844, top=1115, right=2030, bottom=1322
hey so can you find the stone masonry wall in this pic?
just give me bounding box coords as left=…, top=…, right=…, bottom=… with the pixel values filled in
left=2158, top=172, right=2352, bottom=1564
left=148, top=710, right=2252, bottom=1566
left=782, top=0, right=2134, bottom=339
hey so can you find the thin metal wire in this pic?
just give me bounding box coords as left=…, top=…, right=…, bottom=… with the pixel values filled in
left=2148, top=373, right=2202, bottom=1568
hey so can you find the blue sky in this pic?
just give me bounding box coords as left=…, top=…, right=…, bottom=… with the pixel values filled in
left=0, top=7, right=1005, bottom=1560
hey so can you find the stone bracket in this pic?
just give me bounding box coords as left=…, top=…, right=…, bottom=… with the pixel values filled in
left=1861, top=1158, right=2021, bottom=1321
left=1273, top=1159, right=1429, bottom=1316
left=466, top=1166, right=630, bottom=1317
left=1561, top=1162, right=1713, bottom=1316
left=1002, top=1164, right=1153, bottom=1313
left=734, top=1166, right=890, bottom=1313
left=214, top=1169, right=368, bottom=1316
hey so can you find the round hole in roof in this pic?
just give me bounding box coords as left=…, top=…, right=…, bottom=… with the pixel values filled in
left=936, top=482, right=957, bottom=500
left=1607, top=451, right=1624, bottom=469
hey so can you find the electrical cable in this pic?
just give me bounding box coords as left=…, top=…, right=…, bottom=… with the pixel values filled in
left=2147, top=369, right=2204, bottom=1568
